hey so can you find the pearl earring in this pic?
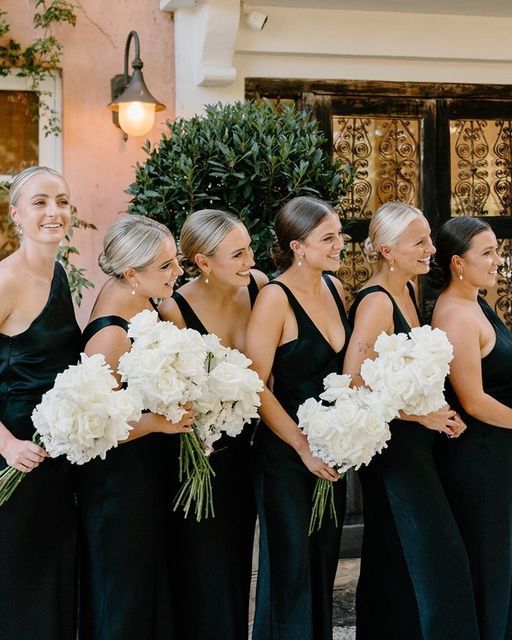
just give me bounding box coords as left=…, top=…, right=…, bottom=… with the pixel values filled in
left=131, top=281, right=138, bottom=295
left=205, top=272, right=210, bottom=284
left=297, top=253, right=303, bottom=267
left=458, top=270, right=463, bottom=281
left=389, top=262, right=394, bottom=272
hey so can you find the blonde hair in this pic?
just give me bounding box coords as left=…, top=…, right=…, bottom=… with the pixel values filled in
left=179, top=209, right=242, bottom=276
left=9, top=166, right=68, bottom=208
left=364, top=201, right=423, bottom=262
left=99, top=215, right=174, bottom=278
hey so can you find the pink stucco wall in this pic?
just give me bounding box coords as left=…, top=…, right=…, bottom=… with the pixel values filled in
left=3, top=0, right=175, bottom=324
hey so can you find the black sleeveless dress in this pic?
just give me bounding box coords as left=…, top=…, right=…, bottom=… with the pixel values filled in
left=435, top=297, right=512, bottom=640
left=167, top=273, right=258, bottom=640
left=0, top=262, right=81, bottom=640
left=350, top=285, right=479, bottom=640
left=252, top=274, right=349, bottom=640
left=76, top=314, right=175, bottom=640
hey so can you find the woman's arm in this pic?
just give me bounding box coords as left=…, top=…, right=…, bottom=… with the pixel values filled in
left=434, top=307, right=512, bottom=429
left=84, top=327, right=193, bottom=440
left=245, top=285, right=338, bottom=481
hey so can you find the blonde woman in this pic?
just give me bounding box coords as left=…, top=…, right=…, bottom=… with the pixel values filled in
left=0, top=167, right=81, bottom=639
left=343, top=202, right=478, bottom=640
left=159, top=209, right=267, bottom=640
left=76, top=215, right=193, bottom=640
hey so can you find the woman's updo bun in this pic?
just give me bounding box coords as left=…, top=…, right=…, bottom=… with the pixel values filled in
left=99, top=215, right=174, bottom=279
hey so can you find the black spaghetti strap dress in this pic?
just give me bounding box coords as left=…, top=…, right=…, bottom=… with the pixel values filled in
left=252, top=274, right=349, bottom=640
left=350, top=284, right=479, bottom=640
left=167, top=273, right=259, bottom=640
left=435, top=297, right=512, bottom=640
left=76, top=314, right=175, bottom=640
left=0, top=262, right=81, bottom=639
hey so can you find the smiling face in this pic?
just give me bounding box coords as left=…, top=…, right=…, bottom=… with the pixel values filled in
left=132, top=235, right=183, bottom=299
left=295, top=213, right=344, bottom=271
left=384, top=215, right=435, bottom=276
left=10, top=173, right=71, bottom=245
left=198, top=223, right=255, bottom=287
left=454, top=229, right=502, bottom=288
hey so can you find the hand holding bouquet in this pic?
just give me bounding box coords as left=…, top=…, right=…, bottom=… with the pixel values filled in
left=297, top=373, right=391, bottom=533
left=0, top=353, right=143, bottom=506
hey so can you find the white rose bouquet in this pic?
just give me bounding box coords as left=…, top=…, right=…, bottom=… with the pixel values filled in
left=0, top=353, right=143, bottom=506
left=117, top=310, right=215, bottom=521
left=360, top=325, right=453, bottom=418
left=174, top=333, right=263, bottom=521
left=297, top=373, right=391, bottom=534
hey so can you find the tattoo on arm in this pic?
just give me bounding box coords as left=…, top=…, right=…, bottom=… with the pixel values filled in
left=357, top=341, right=373, bottom=354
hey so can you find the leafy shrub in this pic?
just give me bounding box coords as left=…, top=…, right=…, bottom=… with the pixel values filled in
left=127, top=100, right=353, bottom=274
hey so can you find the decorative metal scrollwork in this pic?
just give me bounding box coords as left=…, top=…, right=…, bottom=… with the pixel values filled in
left=333, top=116, right=420, bottom=220
left=338, top=242, right=375, bottom=308
left=451, top=119, right=512, bottom=216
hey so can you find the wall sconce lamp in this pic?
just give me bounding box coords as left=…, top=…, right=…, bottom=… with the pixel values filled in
left=107, top=30, right=166, bottom=139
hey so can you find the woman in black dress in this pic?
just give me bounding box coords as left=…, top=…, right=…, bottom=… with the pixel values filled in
left=0, top=166, right=81, bottom=639
left=431, top=216, right=512, bottom=640
left=159, top=208, right=267, bottom=640
left=76, top=215, right=194, bottom=640
left=343, top=202, right=479, bottom=640
left=245, top=196, right=349, bottom=640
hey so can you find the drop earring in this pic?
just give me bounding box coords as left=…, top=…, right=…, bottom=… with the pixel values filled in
left=131, top=281, right=138, bottom=295
left=297, top=253, right=303, bottom=267
left=389, top=261, right=394, bottom=272
left=458, top=270, right=464, bottom=280
left=204, top=272, right=210, bottom=284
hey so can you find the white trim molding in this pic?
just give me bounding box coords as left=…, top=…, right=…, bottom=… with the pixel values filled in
left=0, top=71, right=62, bottom=181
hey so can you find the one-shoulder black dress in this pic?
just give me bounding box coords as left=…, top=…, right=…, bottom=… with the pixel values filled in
left=76, top=315, right=175, bottom=640
left=167, top=273, right=258, bottom=640
left=351, top=284, right=479, bottom=640
left=252, top=274, right=349, bottom=640
left=0, top=262, right=81, bottom=640
left=436, top=297, right=512, bottom=640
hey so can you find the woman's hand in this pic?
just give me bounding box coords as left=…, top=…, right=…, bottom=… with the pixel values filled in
left=296, top=441, right=340, bottom=481
left=1, top=436, right=48, bottom=472
left=141, top=403, right=195, bottom=435
left=406, top=404, right=465, bottom=437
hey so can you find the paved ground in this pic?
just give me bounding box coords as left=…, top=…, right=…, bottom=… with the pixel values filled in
left=249, top=557, right=359, bottom=638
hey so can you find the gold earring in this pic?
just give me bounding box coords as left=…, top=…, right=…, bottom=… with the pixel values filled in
left=297, top=253, right=303, bottom=267
left=204, top=272, right=210, bottom=284
left=131, top=281, right=138, bottom=295
left=389, top=261, right=394, bottom=272
left=458, top=269, right=463, bottom=280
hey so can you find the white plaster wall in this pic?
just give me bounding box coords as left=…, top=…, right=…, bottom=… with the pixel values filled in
left=172, top=4, right=512, bottom=117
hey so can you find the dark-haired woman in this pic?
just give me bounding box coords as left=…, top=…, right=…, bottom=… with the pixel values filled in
left=245, top=196, right=349, bottom=640
left=431, top=216, right=512, bottom=640
left=159, top=209, right=267, bottom=640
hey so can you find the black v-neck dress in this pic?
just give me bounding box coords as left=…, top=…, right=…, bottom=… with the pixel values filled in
left=168, top=273, right=259, bottom=640
left=252, top=274, right=350, bottom=640
left=350, top=284, right=479, bottom=640
left=76, top=312, right=175, bottom=640
left=0, top=262, right=81, bottom=639
left=435, top=297, right=512, bottom=640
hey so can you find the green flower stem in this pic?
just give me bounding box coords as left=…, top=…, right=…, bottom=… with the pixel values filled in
left=173, top=429, right=216, bottom=522
left=308, top=474, right=345, bottom=535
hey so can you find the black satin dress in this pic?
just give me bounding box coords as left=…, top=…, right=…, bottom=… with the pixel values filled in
left=167, top=273, right=259, bottom=640
left=351, top=285, right=479, bottom=640
left=0, top=262, right=81, bottom=640
left=435, top=297, right=512, bottom=640
left=76, top=315, right=175, bottom=640
left=252, top=274, right=349, bottom=640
